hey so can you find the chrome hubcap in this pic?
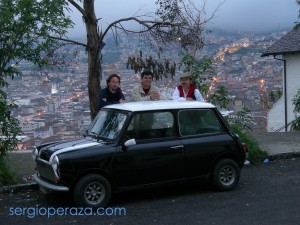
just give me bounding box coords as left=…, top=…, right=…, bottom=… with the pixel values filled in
left=84, top=182, right=105, bottom=205
left=219, top=166, right=235, bottom=186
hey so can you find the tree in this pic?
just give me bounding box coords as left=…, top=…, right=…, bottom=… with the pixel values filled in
left=1, top=0, right=73, bottom=150
left=0, top=91, right=22, bottom=156
left=226, top=106, right=267, bottom=163
left=207, top=85, right=230, bottom=110
left=295, top=0, right=300, bottom=29
left=127, top=0, right=223, bottom=95
left=180, top=53, right=215, bottom=96
left=266, top=88, right=283, bottom=108
left=2, top=0, right=184, bottom=120
left=268, top=90, right=276, bottom=103
left=127, top=51, right=177, bottom=80
left=57, top=0, right=187, bottom=119
left=291, top=89, right=300, bottom=131
left=0, top=91, right=22, bottom=185
left=0, top=0, right=73, bottom=184
left=0, top=0, right=73, bottom=81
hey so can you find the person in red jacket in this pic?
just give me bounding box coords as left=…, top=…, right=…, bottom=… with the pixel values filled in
left=172, top=72, right=204, bottom=101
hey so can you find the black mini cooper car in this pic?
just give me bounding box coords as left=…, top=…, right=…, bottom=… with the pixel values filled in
left=33, top=101, right=246, bottom=208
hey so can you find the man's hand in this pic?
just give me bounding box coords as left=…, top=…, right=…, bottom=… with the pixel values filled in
left=150, top=92, right=160, bottom=100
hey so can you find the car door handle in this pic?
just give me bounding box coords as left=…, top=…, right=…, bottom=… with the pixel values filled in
left=170, top=145, right=184, bottom=149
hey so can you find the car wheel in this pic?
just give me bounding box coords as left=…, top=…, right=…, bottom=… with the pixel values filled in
left=211, top=159, right=240, bottom=191
left=74, top=174, right=111, bottom=208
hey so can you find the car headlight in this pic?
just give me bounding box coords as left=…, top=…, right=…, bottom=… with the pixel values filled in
left=32, top=147, right=38, bottom=160
left=51, top=155, right=60, bottom=177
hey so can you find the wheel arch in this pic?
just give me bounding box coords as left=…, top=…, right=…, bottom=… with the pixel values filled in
left=210, top=152, right=240, bottom=173
left=69, top=169, right=115, bottom=192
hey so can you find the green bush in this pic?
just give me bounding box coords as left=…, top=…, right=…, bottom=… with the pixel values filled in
left=230, top=124, right=268, bottom=164
left=0, top=89, right=22, bottom=185
left=226, top=106, right=268, bottom=164
left=0, top=158, right=15, bottom=186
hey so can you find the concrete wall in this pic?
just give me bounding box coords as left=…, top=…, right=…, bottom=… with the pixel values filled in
left=6, top=151, right=36, bottom=184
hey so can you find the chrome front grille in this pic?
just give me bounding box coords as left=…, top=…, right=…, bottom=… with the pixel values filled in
left=36, top=158, right=57, bottom=182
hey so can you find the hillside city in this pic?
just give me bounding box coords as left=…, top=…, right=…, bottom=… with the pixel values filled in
left=5, top=30, right=287, bottom=150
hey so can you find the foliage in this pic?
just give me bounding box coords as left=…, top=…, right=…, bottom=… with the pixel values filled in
left=0, top=0, right=71, bottom=174
left=0, top=91, right=22, bottom=159
left=292, top=89, right=300, bottom=114
left=0, top=0, right=73, bottom=80
left=154, top=0, right=222, bottom=54
left=277, top=88, right=283, bottom=98
left=127, top=0, right=221, bottom=97
left=267, top=88, right=282, bottom=108
left=291, top=89, right=300, bottom=131
left=0, top=158, right=15, bottom=186
left=227, top=107, right=268, bottom=163
left=268, top=90, right=276, bottom=103
left=231, top=124, right=268, bottom=164
left=290, top=117, right=300, bottom=131
left=127, top=51, right=177, bottom=80
left=53, top=0, right=197, bottom=119
left=294, top=0, right=300, bottom=30
left=126, top=51, right=215, bottom=98
left=179, top=53, right=215, bottom=94
left=228, top=106, right=254, bottom=133
left=207, top=86, right=230, bottom=110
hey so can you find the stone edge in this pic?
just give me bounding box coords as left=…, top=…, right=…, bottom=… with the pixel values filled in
left=0, top=182, right=39, bottom=194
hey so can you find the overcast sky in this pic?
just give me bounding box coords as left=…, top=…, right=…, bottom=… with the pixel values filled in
left=67, top=0, right=299, bottom=37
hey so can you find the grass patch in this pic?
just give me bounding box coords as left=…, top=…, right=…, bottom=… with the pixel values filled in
left=0, top=158, right=15, bottom=186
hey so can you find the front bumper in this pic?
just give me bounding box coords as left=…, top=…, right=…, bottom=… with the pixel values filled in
left=33, top=173, right=69, bottom=192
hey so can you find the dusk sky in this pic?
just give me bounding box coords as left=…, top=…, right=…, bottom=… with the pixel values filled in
left=67, top=0, right=299, bottom=36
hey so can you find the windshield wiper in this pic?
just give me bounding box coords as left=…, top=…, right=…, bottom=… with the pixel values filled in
left=89, top=132, right=110, bottom=141
left=89, top=131, right=100, bottom=140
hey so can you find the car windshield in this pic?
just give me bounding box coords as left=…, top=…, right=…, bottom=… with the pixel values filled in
left=89, top=110, right=127, bottom=140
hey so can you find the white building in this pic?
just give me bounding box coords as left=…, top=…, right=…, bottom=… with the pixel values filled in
left=51, top=83, right=58, bottom=94
left=262, top=29, right=300, bottom=131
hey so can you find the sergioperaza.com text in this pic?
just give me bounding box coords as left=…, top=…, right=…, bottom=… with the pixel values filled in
left=9, top=206, right=126, bottom=218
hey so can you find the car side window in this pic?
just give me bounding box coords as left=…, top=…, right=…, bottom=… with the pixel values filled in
left=179, top=109, right=222, bottom=136
left=125, top=111, right=176, bottom=140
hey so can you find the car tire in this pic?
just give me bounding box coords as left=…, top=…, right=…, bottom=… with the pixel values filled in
left=211, top=159, right=240, bottom=191
left=74, top=174, right=111, bottom=208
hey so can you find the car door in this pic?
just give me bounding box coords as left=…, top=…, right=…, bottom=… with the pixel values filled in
left=178, top=109, right=231, bottom=178
left=110, top=111, right=185, bottom=187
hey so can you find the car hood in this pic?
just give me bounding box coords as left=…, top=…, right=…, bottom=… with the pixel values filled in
left=38, top=138, right=103, bottom=162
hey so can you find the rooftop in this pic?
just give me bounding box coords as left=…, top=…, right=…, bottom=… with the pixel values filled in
left=262, top=28, right=300, bottom=56
left=103, top=100, right=215, bottom=112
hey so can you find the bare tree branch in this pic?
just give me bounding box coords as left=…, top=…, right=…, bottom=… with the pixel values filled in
left=101, top=16, right=180, bottom=43
left=50, top=36, right=87, bottom=48
left=67, top=0, right=86, bottom=17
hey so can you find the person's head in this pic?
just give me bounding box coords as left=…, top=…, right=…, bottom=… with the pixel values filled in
left=106, top=74, right=121, bottom=92
left=141, top=70, right=154, bottom=89
left=179, top=72, right=192, bottom=89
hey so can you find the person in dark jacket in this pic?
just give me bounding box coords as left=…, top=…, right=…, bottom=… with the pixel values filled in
left=98, top=74, right=125, bottom=110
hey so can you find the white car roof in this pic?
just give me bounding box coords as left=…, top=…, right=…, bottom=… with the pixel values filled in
left=103, top=100, right=216, bottom=112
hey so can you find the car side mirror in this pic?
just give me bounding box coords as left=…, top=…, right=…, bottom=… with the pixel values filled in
left=122, top=139, right=136, bottom=151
